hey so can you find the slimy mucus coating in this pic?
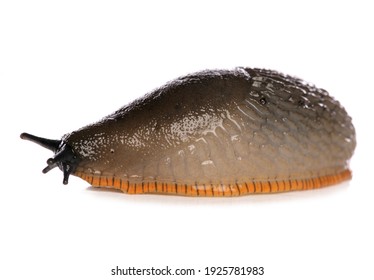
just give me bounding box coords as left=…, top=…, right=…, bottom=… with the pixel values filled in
left=21, top=67, right=356, bottom=196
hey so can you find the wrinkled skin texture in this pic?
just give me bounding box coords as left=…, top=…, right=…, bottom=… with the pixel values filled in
left=65, top=67, right=356, bottom=187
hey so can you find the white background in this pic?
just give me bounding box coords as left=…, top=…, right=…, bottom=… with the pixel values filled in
left=1, top=1, right=373, bottom=279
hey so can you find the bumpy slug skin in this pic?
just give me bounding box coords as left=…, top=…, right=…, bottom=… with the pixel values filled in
left=21, top=67, right=356, bottom=196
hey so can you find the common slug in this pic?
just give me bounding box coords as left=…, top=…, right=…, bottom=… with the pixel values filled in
left=21, top=67, right=356, bottom=196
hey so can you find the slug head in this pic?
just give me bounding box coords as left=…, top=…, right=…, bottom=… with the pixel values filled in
left=20, top=133, right=80, bottom=185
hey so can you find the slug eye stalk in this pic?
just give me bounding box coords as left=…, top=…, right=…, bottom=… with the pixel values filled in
left=20, top=133, right=60, bottom=152
left=20, top=132, right=80, bottom=184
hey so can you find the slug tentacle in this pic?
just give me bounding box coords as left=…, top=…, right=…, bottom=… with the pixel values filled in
left=20, top=133, right=61, bottom=152
left=20, top=133, right=80, bottom=185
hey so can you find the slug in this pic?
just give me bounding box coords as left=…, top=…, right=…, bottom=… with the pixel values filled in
left=21, top=67, right=356, bottom=196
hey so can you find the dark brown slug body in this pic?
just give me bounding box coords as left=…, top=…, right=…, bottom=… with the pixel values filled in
left=21, top=67, right=356, bottom=196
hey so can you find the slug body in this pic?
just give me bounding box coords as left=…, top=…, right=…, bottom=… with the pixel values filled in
left=21, top=67, right=356, bottom=196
